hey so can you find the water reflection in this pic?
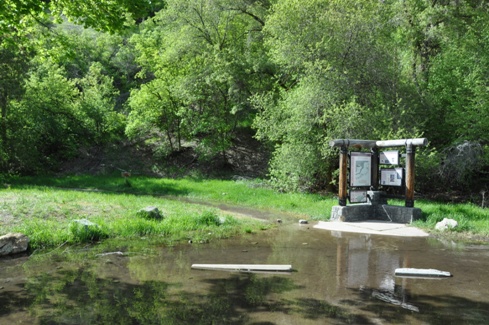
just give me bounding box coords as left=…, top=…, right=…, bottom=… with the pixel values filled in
left=329, top=231, right=489, bottom=324
left=1, top=224, right=489, bottom=324
left=3, top=259, right=358, bottom=324
left=335, top=233, right=419, bottom=312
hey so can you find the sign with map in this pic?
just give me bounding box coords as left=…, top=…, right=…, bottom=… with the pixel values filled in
left=350, top=152, right=371, bottom=187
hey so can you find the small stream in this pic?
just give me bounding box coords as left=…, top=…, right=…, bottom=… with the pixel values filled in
left=1, top=220, right=489, bottom=324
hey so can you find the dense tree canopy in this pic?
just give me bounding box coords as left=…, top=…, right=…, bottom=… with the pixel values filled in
left=1, top=0, right=488, bottom=194
left=127, top=0, right=272, bottom=161
left=0, top=0, right=165, bottom=33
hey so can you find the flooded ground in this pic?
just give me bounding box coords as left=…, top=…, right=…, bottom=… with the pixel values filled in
left=1, top=221, right=489, bottom=324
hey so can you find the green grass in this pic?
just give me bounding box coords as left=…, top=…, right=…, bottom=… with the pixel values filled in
left=4, top=175, right=336, bottom=218
left=413, top=199, right=489, bottom=236
left=380, top=198, right=489, bottom=239
left=0, top=182, right=271, bottom=250
left=2, top=175, right=489, bottom=249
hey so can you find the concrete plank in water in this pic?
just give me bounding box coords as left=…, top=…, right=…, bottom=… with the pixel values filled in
left=191, top=264, right=292, bottom=273
left=395, top=268, right=452, bottom=277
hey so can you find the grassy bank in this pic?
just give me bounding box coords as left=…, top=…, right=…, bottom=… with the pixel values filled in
left=0, top=179, right=274, bottom=251
left=2, top=175, right=489, bottom=250
left=414, top=199, right=489, bottom=241
left=5, top=174, right=335, bottom=217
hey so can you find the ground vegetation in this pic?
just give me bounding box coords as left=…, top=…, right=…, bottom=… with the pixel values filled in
left=2, top=176, right=489, bottom=250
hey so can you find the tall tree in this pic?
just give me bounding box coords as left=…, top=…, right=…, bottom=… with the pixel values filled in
left=128, top=0, right=274, bottom=162
left=254, top=0, right=419, bottom=191
left=0, top=40, right=31, bottom=171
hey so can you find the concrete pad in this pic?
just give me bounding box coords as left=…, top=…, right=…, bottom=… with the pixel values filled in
left=314, top=220, right=430, bottom=237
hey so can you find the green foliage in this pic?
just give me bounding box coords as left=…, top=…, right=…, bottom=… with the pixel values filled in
left=127, top=0, right=274, bottom=162
left=0, top=40, right=31, bottom=171
left=126, top=77, right=186, bottom=155
left=7, top=61, right=81, bottom=171
left=75, top=62, right=126, bottom=143
left=254, top=0, right=418, bottom=191
left=0, top=0, right=165, bottom=34
left=414, top=148, right=442, bottom=191
left=4, top=59, right=123, bottom=173
left=2, top=0, right=489, bottom=193
left=267, top=142, right=325, bottom=192
left=427, top=11, right=489, bottom=145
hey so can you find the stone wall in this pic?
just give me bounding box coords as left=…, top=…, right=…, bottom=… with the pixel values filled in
left=330, top=191, right=422, bottom=223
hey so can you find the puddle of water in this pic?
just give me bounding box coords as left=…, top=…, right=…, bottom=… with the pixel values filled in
left=1, top=223, right=489, bottom=324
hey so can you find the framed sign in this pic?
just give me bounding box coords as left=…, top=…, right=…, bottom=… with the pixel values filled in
left=380, top=150, right=399, bottom=165
left=349, top=189, right=367, bottom=203
left=380, top=168, right=403, bottom=187
left=350, top=152, right=371, bottom=187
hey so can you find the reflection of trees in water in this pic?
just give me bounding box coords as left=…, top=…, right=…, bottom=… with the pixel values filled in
left=5, top=255, right=488, bottom=324
left=346, top=286, right=489, bottom=324
left=19, top=265, right=367, bottom=324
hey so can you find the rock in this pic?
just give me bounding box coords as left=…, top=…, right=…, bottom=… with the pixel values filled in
left=435, top=218, right=458, bottom=231
left=0, top=233, right=29, bottom=256
left=71, top=219, right=107, bottom=241
left=74, top=219, right=97, bottom=227
left=137, top=206, right=163, bottom=220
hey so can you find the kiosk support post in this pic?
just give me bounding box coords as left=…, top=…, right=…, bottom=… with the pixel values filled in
left=371, top=147, right=379, bottom=191
left=338, top=146, right=348, bottom=206
left=405, top=143, right=415, bottom=207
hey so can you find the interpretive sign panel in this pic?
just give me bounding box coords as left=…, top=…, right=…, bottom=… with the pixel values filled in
left=349, top=189, right=367, bottom=203
left=380, top=168, right=403, bottom=187
left=380, top=150, right=399, bottom=165
left=350, top=152, right=371, bottom=187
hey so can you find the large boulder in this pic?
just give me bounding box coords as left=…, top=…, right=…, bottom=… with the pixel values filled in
left=435, top=218, right=458, bottom=231
left=0, top=233, right=29, bottom=256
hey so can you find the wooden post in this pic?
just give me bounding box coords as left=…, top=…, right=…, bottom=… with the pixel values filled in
left=338, top=146, right=348, bottom=206
left=370, top=147, right=379, bottom=190
left=405, top=143, right=415, bottom=207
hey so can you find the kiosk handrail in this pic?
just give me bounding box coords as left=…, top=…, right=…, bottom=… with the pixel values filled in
left=329, top=138, right=428, bottom=148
